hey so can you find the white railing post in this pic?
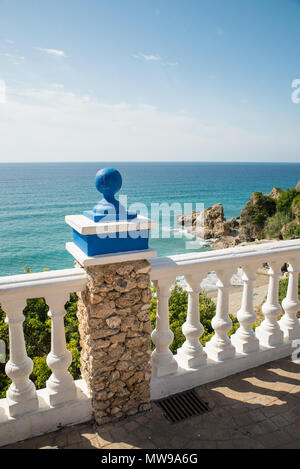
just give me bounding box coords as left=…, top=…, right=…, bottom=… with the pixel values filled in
left=205, top=268, right=235, bottom=361
left=177, top=273, right=207, bottom=368
left=231, top=264, right=259, bottom=354
left=255, top=261, right=284, bottom=347
left=2, top=298, right=38, bottom=417
left=45, top=292, right=76, bottom=406
left=279, top=257, right=300, bottom=340
left=151, top=278, right=178, bottom=377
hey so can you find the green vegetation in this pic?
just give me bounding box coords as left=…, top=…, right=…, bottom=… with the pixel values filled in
left=276, top=188, right=298, bottom=216
left=245, top=186, right=300, bottom=240
left=292, top=194, right=300, bottom=217
left=246, top=192, right=276, bottom=229
left=150, top=283, right=240, bottom=354
left=263, top=211, right=291, bottom=239
left=279, top=275, right=300, bottom=307
left=0, top=293, right=80, bottom=398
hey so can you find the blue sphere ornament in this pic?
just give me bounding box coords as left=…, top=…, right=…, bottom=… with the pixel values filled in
left=83, top=168, right=137, bottom=222
left=95, top=168, right=122, bottom=200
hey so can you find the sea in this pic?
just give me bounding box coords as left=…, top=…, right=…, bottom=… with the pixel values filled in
left=0, top=162, right=299, bottom=289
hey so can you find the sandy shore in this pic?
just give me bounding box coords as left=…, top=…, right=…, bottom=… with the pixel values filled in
left=207, top=272, right=270, bottom=316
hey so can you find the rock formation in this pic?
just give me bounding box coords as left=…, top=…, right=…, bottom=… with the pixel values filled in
left=177, top=184, right=300, bottom=249
left=177, top=203, right=231, bottom=239
left=267, top=187, right=282, bottom=200
left=238, top=193, right=264, bottom=242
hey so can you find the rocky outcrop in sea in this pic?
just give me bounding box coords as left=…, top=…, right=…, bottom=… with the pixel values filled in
left=177, top=181, right=300, bottom=249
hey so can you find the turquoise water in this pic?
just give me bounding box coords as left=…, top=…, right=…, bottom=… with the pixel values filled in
left=0, top=162, right=299, bottom=276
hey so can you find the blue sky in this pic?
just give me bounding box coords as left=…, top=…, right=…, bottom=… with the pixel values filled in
left=0, top=0, right=300, bottom=162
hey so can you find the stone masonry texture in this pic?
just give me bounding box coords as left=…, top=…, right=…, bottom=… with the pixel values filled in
left=76, top=260, right=152, bottom=425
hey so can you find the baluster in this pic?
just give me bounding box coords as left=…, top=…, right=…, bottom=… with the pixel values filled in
left=205, top=268, right=235, bottom=361
left=231, top=264, right=259, bottom=353
left=45, top=292, right=76, bottom=406
left=279, top=257, right=300, bottom=340
left=177, top=274, right=207, bottom=368
left=255, top=261, right=284, bottom=347
left=2, top=298, right=38, bottom=417
left=151, top=278, right=178, bottom=377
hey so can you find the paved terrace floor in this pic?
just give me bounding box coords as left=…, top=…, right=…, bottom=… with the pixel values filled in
left=4, top=357, right=300, bottom=450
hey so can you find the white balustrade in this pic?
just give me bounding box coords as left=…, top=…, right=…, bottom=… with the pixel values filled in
left=279, top=257, right=300, bottom=340
left=45, top=292, right=76, bottom=406
left=205, top=268, right=236, bottom=361
left=255, top=261, right=284, bottom=347
left=151, top=278, right=178, bottom=377
left=1, top=298, right=38, bottom=417
left=0, top=268, right=87, bottom=419
left=150, top=239, right=300, bottom=399
left=231, top=264, right=259, bottom=354
left=177, top=273, right=207, bottom=368
left=0, top=239, right=300, bottom=445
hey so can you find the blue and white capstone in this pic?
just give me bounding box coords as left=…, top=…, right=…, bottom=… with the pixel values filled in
left=65, top=168, right=157, bottom=266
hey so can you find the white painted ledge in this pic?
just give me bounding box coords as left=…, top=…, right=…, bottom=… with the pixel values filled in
left=66, top=242, right=157, bottom=267
left=150, top=340, right=297, bottom=400
left=65, top=214, right=157, bottom=235
left=0, top=380, right=92, bottom=447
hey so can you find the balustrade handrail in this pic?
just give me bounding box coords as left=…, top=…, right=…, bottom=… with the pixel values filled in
left=0, top=268, right=87, bottom=299
left=149, top=239, right=300, bottom=279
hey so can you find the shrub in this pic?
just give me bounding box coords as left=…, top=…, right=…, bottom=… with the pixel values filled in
left=282, top=222, right=300, bottom=239
left=150, top=282, right=238, bottom=354
left=263, top=211, right=291, bottom=239
left=292, top=194, right=300, bottom=219
left=246, top=192, right=276, bottom=229
left=276, top=188, right=298, bottom=215
left=0, top=293, right=80, bottom=398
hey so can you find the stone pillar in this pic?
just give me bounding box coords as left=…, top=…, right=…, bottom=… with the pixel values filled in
left=65, top=167, right=156, bottom=424
left=77, top=260, right=153, bottom=424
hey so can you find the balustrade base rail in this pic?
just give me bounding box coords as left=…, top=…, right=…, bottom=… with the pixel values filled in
left=150, top=340, right=294, bottom=400
left=0, top=380, right=92, bottom=447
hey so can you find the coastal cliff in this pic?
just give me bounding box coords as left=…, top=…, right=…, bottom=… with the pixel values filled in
left=177, top=181, right=300, bottom=249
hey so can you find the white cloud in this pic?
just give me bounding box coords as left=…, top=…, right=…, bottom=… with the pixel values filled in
left=38, top=48, right=66, bottom=57
left=3, top=53, right=24, bottom=65
left=5, top=39, right=15, bottom=44
left=133, top=53, right=162, bottom=62
left=0, top=84, right=299, bottom=162
left=133, top=53, right=178, bottom=67
left=0, top=80, right=6, bottom=104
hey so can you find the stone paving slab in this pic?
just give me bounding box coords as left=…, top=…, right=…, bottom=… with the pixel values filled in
left=3, top=357, right=300, bottom=450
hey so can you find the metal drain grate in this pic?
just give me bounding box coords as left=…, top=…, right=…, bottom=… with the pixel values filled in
left=155, top=389, right=211, bottom=424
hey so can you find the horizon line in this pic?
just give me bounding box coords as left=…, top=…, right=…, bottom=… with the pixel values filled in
left=1, top=161, right=300, bottom=164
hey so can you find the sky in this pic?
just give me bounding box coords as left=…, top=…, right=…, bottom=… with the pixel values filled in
left=0, top=0, right=300, bottom=163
